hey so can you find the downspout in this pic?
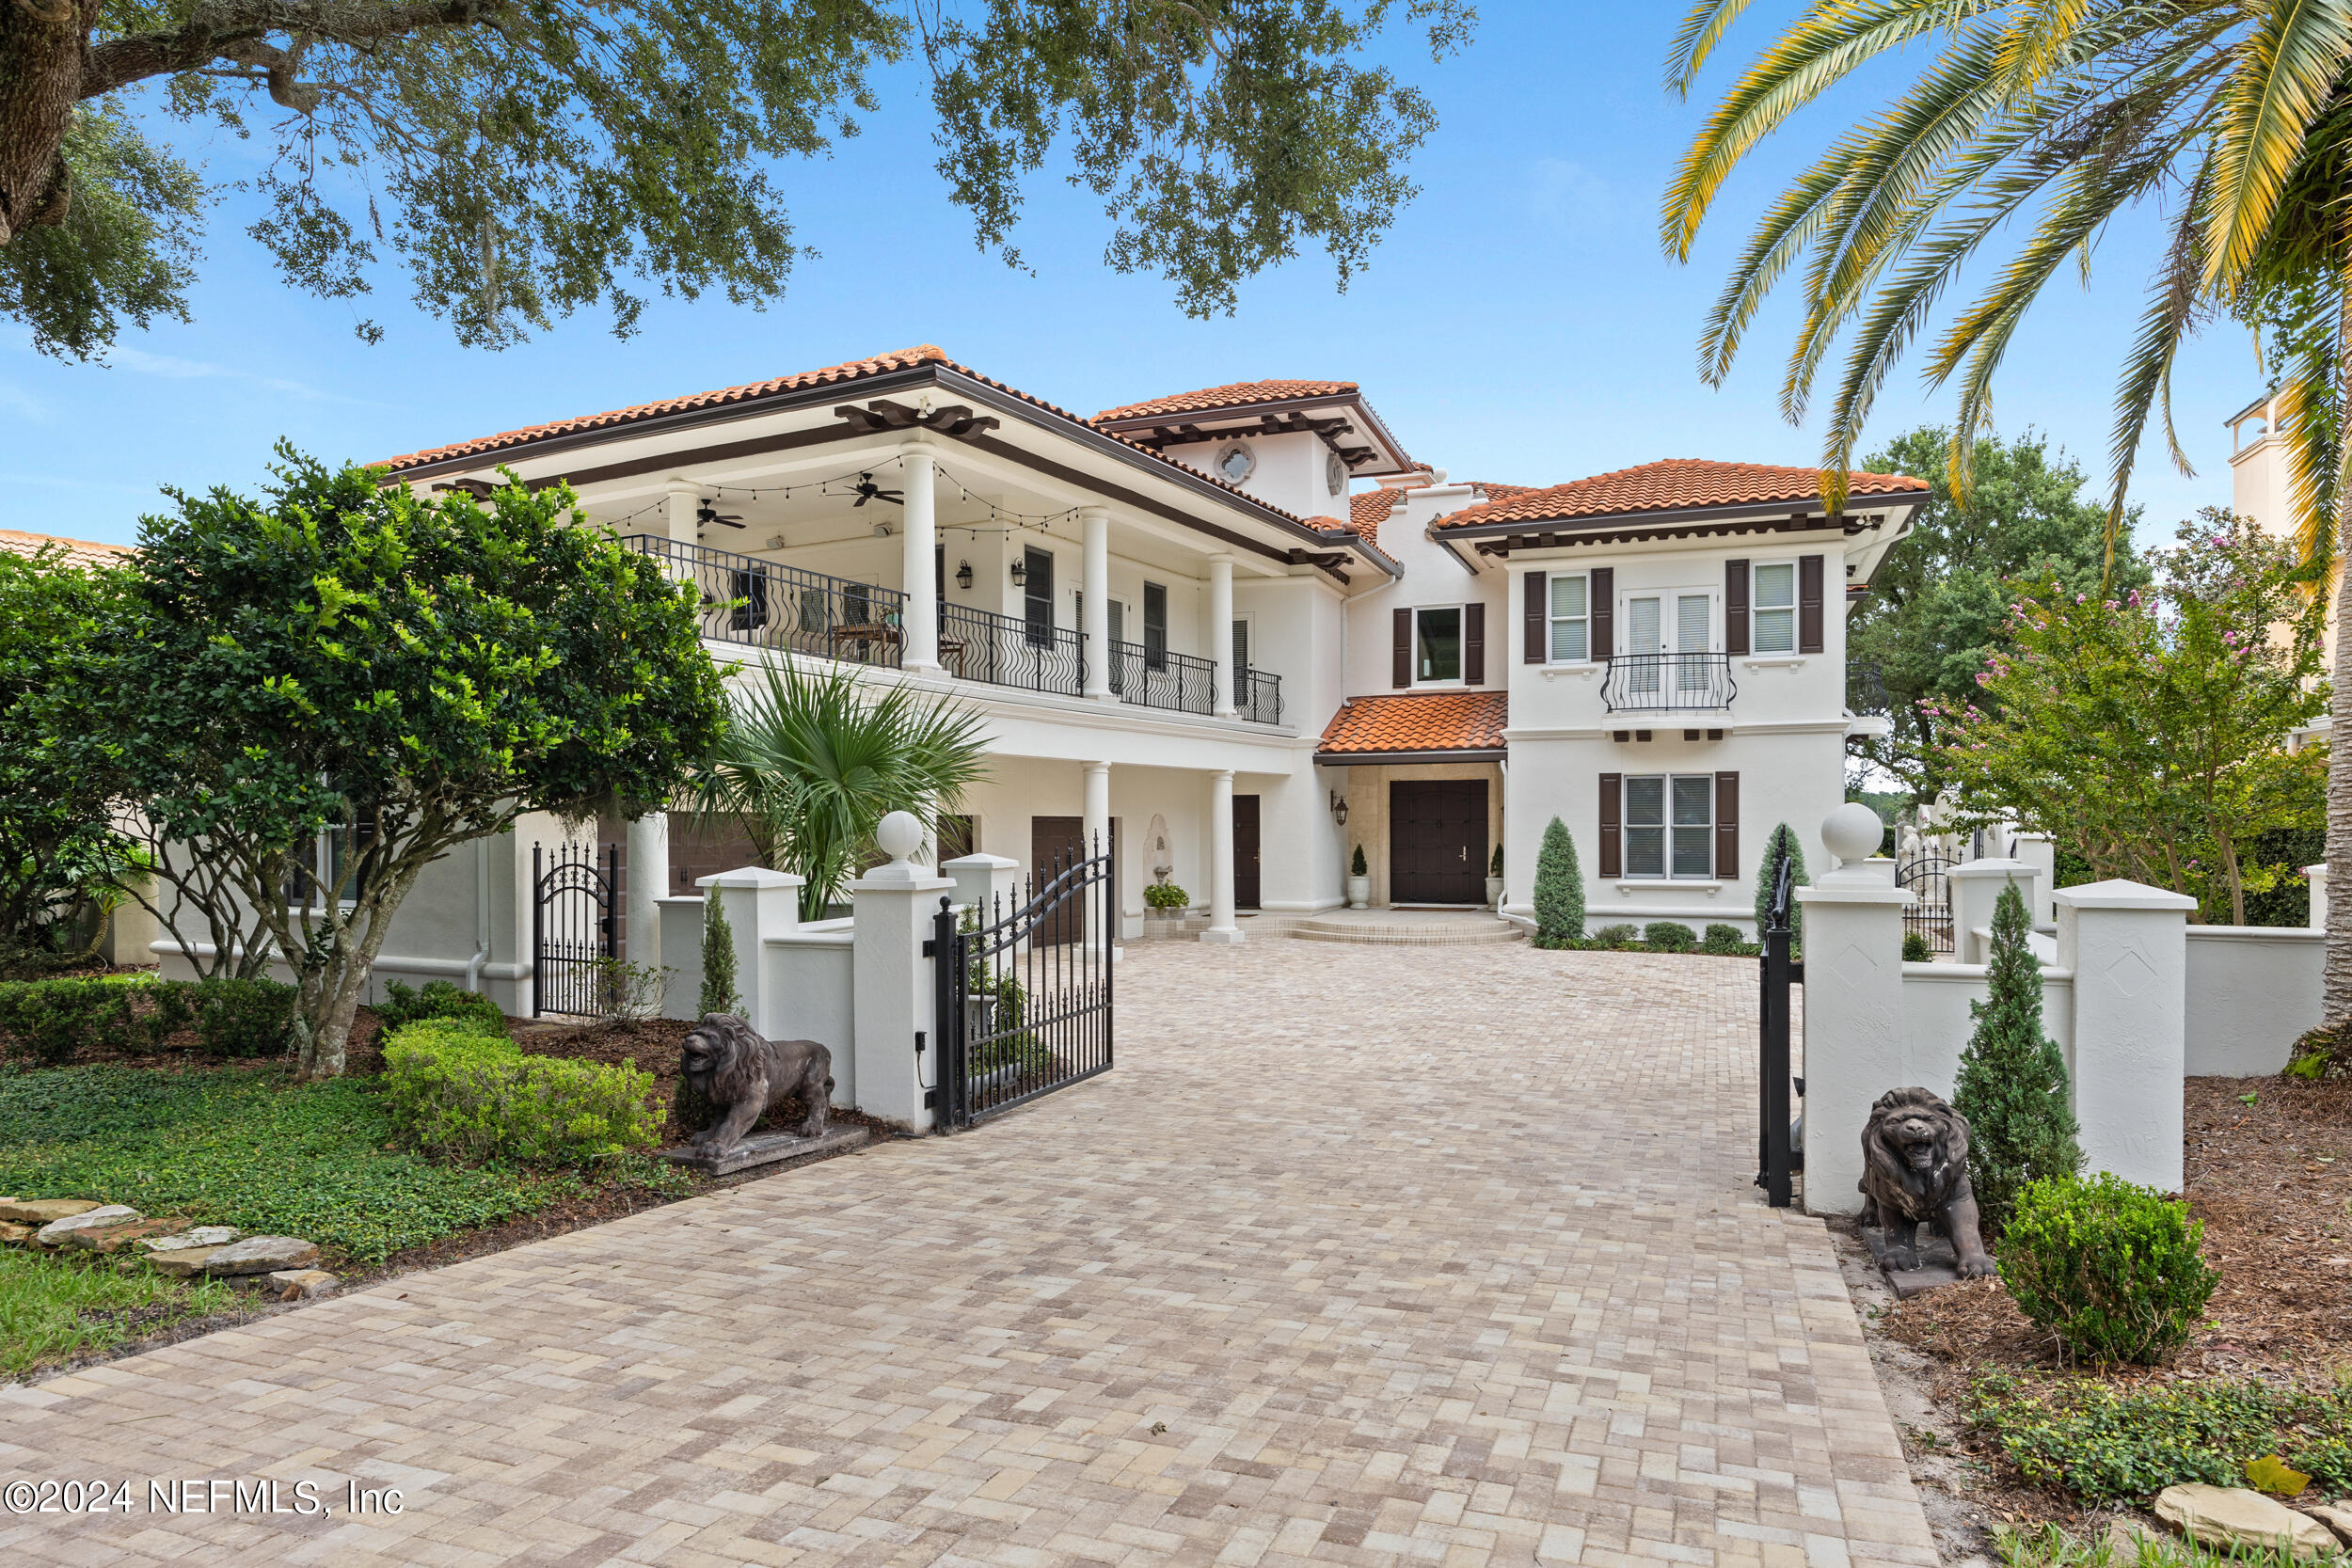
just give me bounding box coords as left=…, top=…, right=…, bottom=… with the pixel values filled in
left=464, top=837, right=492, bottom=993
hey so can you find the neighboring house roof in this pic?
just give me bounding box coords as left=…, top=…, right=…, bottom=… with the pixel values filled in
left=1316, top=690, right=1509, bottom=761
left=1432, top=459, right=1927, bottom=532
left=1092, top=379, right=1359, bottom=421
left=0, top=528, right=135, bottom=569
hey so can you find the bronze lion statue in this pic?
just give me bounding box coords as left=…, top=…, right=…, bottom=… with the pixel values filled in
left=1859, top=1086, right=1994, bottom=1277
left=679, top=1014, right=834, bottom=1153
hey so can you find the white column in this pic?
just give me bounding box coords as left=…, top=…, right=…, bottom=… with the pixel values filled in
left=2056, top=880, right=2195, bottom=1195
left=2014, top=832, right=2058, bottom=927
left=694, top=866, right=803, bottom=1038
left=625, top=811, right=670, bottom=971
left=1081, top=506, right=1113, bottom=701
left=1083, top=761, right=1112, bottom=949
left=1201, top=769, right=1243, bottom=943
left=1795, top=803, right=1914, bottom=1216
left=664, top=478, right=700, bottom=547
left=900, top=449, right=941, bottom=673
left=1949, top=857, right=2034, bottom=965
left=850, top=814, right=953, bottom=1132
left=1208, top=554, right=1236, bottom=718
left=2308, top=863, right=2328, bottom=931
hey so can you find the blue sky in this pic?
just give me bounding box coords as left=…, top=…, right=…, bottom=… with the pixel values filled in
left=5, top=4, right=2258, bottom=547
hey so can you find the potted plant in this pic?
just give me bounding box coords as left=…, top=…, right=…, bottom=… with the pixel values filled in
left=1347, top=844, right=1371, bottom=910
left=1486, top=844, right=1504, bottom=909
left=1143, top=878, right=1190, bottom=930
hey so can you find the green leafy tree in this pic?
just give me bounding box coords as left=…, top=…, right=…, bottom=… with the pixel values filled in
left=1934, top=513, right=2326, bottom=924
left=3, top=1, right=1474, bottom=359
left=1953, top=881, right=2082, bottom=1235
left=689, top=657, right=989, bottom=922
left=1753, top=822, right=1806, bottom=945
left=700, top=895, right=742, bottom=1019
left=1849, top=428, right=2151, bottom=797
left=1657, top=0, right=2352, bottom=1034
left=103, top=449, right=727, bottom=1080
left=1531, top=816, right=1583, bottom=949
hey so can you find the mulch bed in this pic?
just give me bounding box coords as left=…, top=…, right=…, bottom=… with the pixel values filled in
left=509, top=1016, right=898, bottom=1147
left=1884, top=1076, right=2352, bottom=1388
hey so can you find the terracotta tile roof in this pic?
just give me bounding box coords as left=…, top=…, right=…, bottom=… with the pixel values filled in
left=1432, top=459, right=1926, bottom=531
left=1317, top=690, right=1509, bottom=757
left=1093, top=379, right=1359, bottom=422
left=0, top=528, right=135, bottom=569
left=378, top=346, right=959, bottom=471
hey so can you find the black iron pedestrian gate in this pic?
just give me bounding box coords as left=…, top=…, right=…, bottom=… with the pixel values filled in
left=1897, top=853, right=1955, bottom=954
left=533, top=841, right=617, bottom=1017
left=1756, top=851, right=1802, bottom=1208
left=929, top=841, right=1114, bottom=1128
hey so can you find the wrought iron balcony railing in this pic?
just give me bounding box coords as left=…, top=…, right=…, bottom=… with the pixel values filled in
left=628, top=534, right=906, bottom=669
left=1600, top=653, right=1737, bottom=713
left=939, top=600, right=1088, bottom=698
left=1847, top=659, right=1891, bottom=717
left=1241, top=667, right=1283, bottom=726
left=1107, top=641, right=1215, bottom=716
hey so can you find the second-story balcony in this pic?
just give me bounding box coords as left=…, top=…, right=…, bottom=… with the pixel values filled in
left=629, top=534, right=1281, bottom=725
left=1600, top=653, right=1737, bottom=714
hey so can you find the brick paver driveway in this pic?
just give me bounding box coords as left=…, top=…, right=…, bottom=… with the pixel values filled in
left=3, top=943, right=1934, bottom=1568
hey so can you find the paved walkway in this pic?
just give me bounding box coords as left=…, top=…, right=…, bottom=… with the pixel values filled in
left=3, top=943, right=1934, bottom=1568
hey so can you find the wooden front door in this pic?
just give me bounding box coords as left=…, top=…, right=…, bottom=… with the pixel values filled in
left=1031, top=816, right=1116, bottom=944
left=1233, top=794, right=1261, bottom=910
left=1389, top=781, right=1488, bottom=904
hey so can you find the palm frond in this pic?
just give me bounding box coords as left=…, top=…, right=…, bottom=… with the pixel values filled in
left=2102, top=175, right=2213, bottom=580
left=1666, top=0, right=1757, bottom=98
left=2202, top=0, right=2352, bottom=288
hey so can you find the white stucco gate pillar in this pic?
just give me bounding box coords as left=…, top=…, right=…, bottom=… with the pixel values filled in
left=851, top=814, right=952, bottom=1133
left=1949, top=857, right=2035, bottom=964
left=899, top=449, right=941, bottom=673
left=1796, top=803, right=1913, bottom=1216
left=1201, top=769, right=1243, bottom=944
left=2057, top=880, right=2195, bottom=1195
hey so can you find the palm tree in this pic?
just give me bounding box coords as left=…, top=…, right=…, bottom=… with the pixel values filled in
left=689, top=659, right=992, bottom=921
left=1659, top=0, right=2352, bottom=1031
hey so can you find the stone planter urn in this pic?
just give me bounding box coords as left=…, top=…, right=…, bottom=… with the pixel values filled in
left=1346, top=875, right=1371, bottom=910
left=1486, top=876, right=1504, bottom=909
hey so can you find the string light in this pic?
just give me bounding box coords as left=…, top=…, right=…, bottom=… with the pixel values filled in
left=586, top=451, right=1089, bottom=543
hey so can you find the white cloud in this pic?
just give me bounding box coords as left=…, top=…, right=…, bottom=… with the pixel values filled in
left=107, top=345, right=371, bottom=404
left=1528, top=159, right=1615, bottom=235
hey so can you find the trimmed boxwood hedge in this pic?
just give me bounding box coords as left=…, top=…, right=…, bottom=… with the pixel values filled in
left=380, top=1018, right=662, bottom=1166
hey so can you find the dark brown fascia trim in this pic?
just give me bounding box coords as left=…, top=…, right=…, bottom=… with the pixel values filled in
left=1426, top=526, right=1483, bottom=578
left=384, top=362, right=1403, bottom=586
left=1095, top=390, right=1415, bottom=477
left=1315, top=748, right=1506, bottom=767
left=1465, top=499, right=1926, bottom=557
left=1440, top=492, right=1925, bottom=542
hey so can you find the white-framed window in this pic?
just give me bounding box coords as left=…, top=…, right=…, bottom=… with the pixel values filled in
left=1549, top=573, right=1589, bottom=662
left=1414, top=605, right=1464, bottom=683
left=285, top=823, right=364, bottom=910
left=1753, top=562, right=1797, bottom=654
left=1624, top=775, right=1715, bottom=879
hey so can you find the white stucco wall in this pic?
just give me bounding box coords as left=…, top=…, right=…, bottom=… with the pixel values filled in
left=2183, top=926, right=2320, bottom=1076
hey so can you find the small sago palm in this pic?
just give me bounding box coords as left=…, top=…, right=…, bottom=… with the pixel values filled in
left=1660, top=0, right=2352, bottom=1030
left=689, top=659, right=991, bottom=921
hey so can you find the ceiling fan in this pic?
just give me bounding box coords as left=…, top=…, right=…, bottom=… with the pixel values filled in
left=696, top=500, right=744, bottom=531
left=849, top=472, right=904, bottom=507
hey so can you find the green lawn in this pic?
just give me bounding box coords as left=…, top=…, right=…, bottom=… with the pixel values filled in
left=0, top=1063, right=582, bottom=1265
left=0, top=1245, right=242, bottom=1377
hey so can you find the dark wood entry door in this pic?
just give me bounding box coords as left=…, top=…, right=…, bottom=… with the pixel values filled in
left=1233, top=794, right=1261, bottom=910
left=1390, top=781, right=1487, bottom=904
left=1031, top=816, right=1115, bottom=944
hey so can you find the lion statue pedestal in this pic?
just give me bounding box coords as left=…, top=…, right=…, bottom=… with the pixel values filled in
left=660, top=1014, right=869, bottom=1176
left=1858, top=1085, right=1995, bottom=1297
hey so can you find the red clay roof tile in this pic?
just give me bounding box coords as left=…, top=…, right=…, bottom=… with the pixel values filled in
left=0, top=528, right=135, bottom=568
left=1093, top=379, right=1359, bottom=422
left=1317, top=690, right=1508, bottom=756
left=1432, top=459, right=1925, bottom=531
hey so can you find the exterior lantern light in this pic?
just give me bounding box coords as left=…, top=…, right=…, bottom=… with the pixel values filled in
left=1009, top=557, right=1027, bottom=587
left=1329, top=790, right=1349, bottom=826
left=955, top=559, right=974, bottom=590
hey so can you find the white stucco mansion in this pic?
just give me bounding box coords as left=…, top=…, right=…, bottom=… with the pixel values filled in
left=119, top=344, right=1927, bottom=1007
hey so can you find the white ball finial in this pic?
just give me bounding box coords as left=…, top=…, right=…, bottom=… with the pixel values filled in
left=1821, top=802, right=1885, bottom=867
left=876, top=811, right=924, bottom=863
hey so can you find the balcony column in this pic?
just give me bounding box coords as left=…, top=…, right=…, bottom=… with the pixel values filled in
left=1081, top=506, right=1113, bottom=701
left=664, top=478, right=700, bottom=547
left=900, top=448, right=942, bottom=673
left=1201, top=769, right=1244, bottom=944
left=1208, top=553, right=1236, bottom=718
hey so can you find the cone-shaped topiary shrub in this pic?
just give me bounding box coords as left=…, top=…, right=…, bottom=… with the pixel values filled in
left=1532, top=816, right=1584, bottom=949
left=1753, top=822, right=1807, bottom=945
left=1350, top=843, right=1368, bottom=877
left=699, top=893, right=742, bottom=1019
left=1953, top=880, right=2082, bottom=1233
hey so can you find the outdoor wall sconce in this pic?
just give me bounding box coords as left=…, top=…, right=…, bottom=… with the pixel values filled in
left=1009, top=557, right=1027, bottom=587
left=955, top=559, right=974, bottom=590
left=1328, top=790, right=1349, bottom=826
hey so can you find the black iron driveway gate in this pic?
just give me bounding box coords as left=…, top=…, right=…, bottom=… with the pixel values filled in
left=532, top=840, right=617, bottom=1018
left=1756, top=851, right=1803, bottom=1208
left=929, top=841, right=1113, bottom=1128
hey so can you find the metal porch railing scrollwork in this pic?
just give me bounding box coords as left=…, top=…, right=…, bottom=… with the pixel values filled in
left=626, top=535, right=906, bottom=669
left=1601, top=653, right=1737, bottom=713
left=1108, top=641, right=1215, bottom=717
left=939, top=600, right=1088, bottom=697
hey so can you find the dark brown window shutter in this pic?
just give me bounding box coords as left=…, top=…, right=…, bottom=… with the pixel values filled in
left=1392, top=607, right=1411, bottom=689
left=1591, top=567, right=1614, bottom=660
left=1798, top=554, right=1824, bottom=653
left=1714, top=771, right=1740, bottom=879
left=1523, top=571, right=1545, bottom=663
left=1465, top=603, right=1486, bottom=686
left=1724, top=560, right=1751, bottom=656
left=1598, top=772, right=1622, bottom=879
